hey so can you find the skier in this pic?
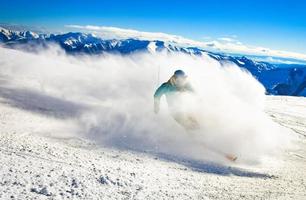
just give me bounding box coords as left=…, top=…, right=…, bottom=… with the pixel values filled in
left=154, top=70, right=199, bottom=130
left=154, top=70, right=237, bottom=161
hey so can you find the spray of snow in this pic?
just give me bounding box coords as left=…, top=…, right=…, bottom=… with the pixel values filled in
left=0, top=46, right=293, bottom=164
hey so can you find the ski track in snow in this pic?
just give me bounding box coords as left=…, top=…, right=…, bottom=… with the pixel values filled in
left=0, top=92, right=306, bottom=199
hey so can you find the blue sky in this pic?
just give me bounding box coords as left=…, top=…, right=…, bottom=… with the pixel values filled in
left=0, top=0, right=306, bottom=57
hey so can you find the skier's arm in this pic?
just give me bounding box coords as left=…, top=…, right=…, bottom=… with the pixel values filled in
left=154, top=83, right=168, bottom=114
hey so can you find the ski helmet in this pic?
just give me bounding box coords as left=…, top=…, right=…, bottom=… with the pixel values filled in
left=174, top=70, right=186, bottom=77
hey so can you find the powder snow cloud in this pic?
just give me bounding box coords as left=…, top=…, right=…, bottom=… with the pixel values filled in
left=0, top=46, right=293, bottom=164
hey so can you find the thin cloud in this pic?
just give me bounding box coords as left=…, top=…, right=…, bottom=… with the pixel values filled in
left=201, top=36, right=212, bottom=40
left=65, top=25, right=203, bottom=47
left=218, top=37, right=235, bottom=42
left=65, top=24, right=306, bottom=61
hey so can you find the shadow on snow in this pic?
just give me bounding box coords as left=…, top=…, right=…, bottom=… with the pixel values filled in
left=0, top=86, right=87, bottom=119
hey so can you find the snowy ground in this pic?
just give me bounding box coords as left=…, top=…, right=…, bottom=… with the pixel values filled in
left=0, top=91, right=306, bottom=199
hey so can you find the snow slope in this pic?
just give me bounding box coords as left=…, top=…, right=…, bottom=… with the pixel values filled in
left=0, top=86, right=306, bottom=200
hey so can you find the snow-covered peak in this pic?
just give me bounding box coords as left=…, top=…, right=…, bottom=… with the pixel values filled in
left=0, top=27, right=13, bottom=41
left=21, top=31, right=39, bottom=39
left=147, top=41, right=157, bottom=53
left=0, top=27, right=41, bottom=42
left=0, top=27, right=11, bottom=35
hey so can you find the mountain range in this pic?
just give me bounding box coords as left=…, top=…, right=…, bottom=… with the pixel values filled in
left=1, top=27, right=305, bottom=96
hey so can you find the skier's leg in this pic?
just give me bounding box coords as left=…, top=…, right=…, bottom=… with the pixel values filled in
left=172, top=112, right=200, bottom=130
